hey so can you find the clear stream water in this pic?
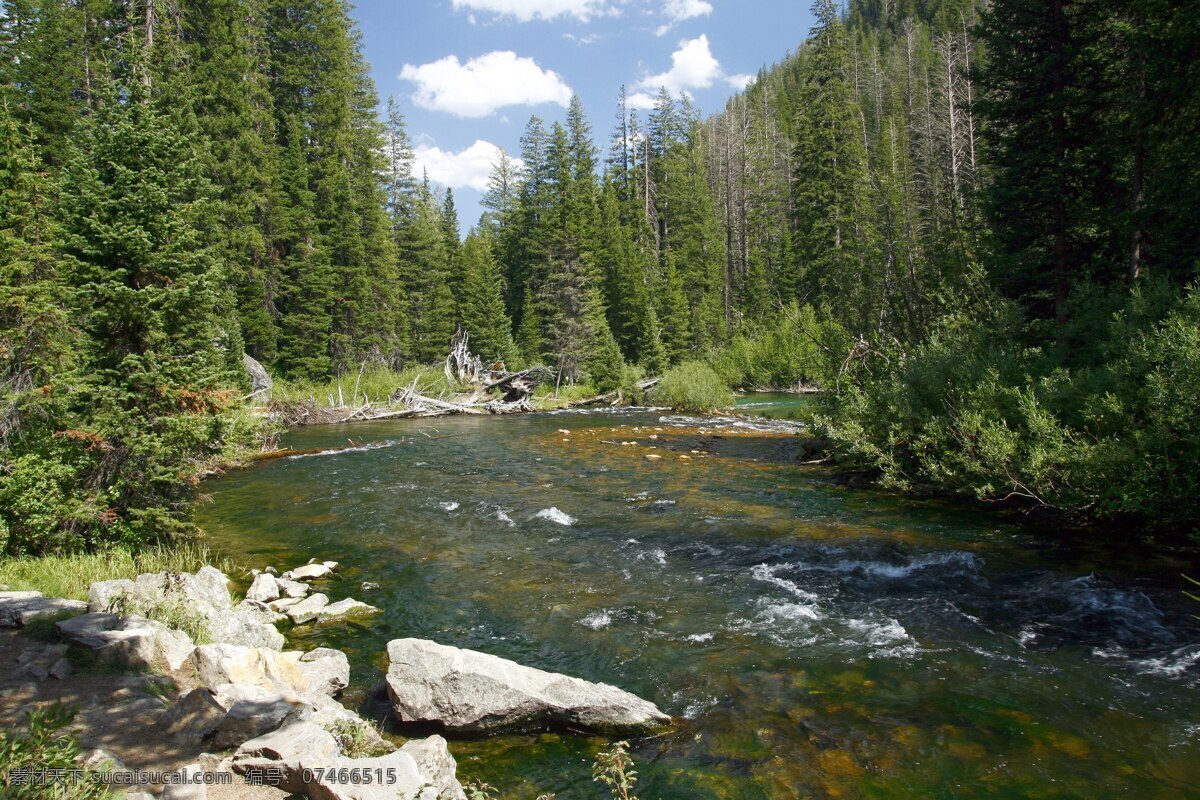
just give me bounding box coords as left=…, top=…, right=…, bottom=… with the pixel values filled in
left=195, top=395, right=1200, bottom=799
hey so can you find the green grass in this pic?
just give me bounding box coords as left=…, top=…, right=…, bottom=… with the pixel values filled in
left=0, top=542, right=237, bottom=602
left=270, top=364, right=472, bottom=407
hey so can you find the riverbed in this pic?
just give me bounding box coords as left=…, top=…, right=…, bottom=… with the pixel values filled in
left=196, top=398, right=1200, bottom=798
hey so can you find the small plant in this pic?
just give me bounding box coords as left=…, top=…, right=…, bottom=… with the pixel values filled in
left=0, top=704, right=111, bottom=798
left=322, top=719, right=392, bottom=758
left=593, top=740, right=638, bottom=800
left=1186, top=575, right=1200, bottom=619
left=109, top=593, right=211, bottom=644
left=464, top=781, right=497, bottom=800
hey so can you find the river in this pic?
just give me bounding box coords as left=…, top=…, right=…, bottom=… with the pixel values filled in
left=195, top=396, right=1200, bottom=799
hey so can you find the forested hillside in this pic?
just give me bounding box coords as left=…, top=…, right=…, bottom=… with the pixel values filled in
left=2, top=0, right=1198, bottom=554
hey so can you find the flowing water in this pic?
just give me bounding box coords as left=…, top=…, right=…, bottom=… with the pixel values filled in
left=196, top=399, right=1200, bottom=799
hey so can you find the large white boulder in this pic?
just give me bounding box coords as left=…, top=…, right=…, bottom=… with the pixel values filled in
left=384, top=638, right=671, bottom=735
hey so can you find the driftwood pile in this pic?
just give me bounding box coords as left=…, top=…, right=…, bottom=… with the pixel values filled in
left=264, top=329, right=633, bottom=429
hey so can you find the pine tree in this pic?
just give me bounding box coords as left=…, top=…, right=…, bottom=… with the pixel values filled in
left=459, top=228, right=517, bottom=365
left=55, top=68, right=237, bottom=546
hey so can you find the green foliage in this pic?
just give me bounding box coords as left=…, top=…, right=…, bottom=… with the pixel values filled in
left=593, top=740, right=639, bottom=800
left=708, top=304, right=834, bottom=389
left=651, top=361, right=736, bottom=413
left=0, top=705, right=111, bottom=799
left=322, top=719, right=391, bottom=758
left=815, top=285, right=1200, bottom=528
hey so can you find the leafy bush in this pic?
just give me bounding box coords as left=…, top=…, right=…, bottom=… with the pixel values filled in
left=0, top=705, right=111, bottom=799
left=650, top=362, right=735, bottom=412
left=708, top=303, right=838, bottom=389
left=814, top=285, right=1200, bottom=529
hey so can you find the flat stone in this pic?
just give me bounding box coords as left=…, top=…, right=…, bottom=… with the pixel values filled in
left=385, top=637, right=671, bottom=735
left=236, top=721, right=340, bottom=762
left=0, top=594, right=87, bottom=627
left=317, top=598, right=381, bottom=622
left=74, top=628, right=158, bottom=670
left=276, top=578, right=309, bottom=599
left=286, top=593, right=329, bottom=624
left=268, top=597, right=303, bottom=612
left=211, top=692, right=311, bottom=750
left=282, top=564, right=333, bottom=582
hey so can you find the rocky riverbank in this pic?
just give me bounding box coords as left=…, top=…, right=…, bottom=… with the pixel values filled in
left=0, top=561, right=669, bottom=799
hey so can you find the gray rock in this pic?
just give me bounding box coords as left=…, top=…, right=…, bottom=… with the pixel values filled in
left=0, top=592, right=87, bottom=627
left=189, top=644, right=308, bottom=695
left=224, top=603, right=286, bottom=650
left=399, top=735, right=466, bottom=800
left=268, top=597, right=303, bottom=613
left=73, top=628, right=158, bottom=670
left=282, top=563, right=333, bottom=582
left=160, top=688, right=227, bottom=745
left=60, top=611, right=119, bottom=638
left=245, top=573, right=280, bottom=603
left=317, top=598, right=381, bottom=622
left=243, top=353, right=273, bottom=398
left=236, top=720, right=341, bottom=762
left=211, top=692, right=312, bottom=750
left=276, top=578, right=309, bottom=599
left=286, top=593, right=329, bottom=624
left=162, top=763, right=207, bottom=800
left=213, top=682, right=274, bottom=708
left=298, top=647, right=350, bottom=697
left=88, top=580, right=135, bottom=613
left=61, top=612, right=195, bottom=671
left=49, top=657, right=71, bottom=680
left=385, top=638, right=671, bottom=735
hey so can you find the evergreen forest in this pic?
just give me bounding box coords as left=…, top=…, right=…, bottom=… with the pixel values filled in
left=2, top=0, right=1199, bottom=554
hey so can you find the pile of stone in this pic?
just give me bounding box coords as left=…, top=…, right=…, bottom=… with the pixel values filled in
left=245, top=561, right=382, bottom=625
left=0, top=558, right=673, bottom=799
left=0, top=564, right=458, bottom=800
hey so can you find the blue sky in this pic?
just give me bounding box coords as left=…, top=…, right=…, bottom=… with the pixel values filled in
left=350, top=0, right=816, bottom=230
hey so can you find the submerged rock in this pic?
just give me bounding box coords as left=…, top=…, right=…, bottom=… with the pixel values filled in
left=318, top=598, right=381, bottom=622
left=282, top=563, right=334, bottom=582
left=384, top=638, right=671, bottom=735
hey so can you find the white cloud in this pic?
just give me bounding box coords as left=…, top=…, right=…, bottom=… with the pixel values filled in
left=627, top=91, right=658, bottom=110
left=726, top=73, right=754, bottom=89
left=636, top=34, right=724, bottom=95
left=451, top=0, right=614, bottom=22
left=399, top=51, right=573, bottom=118
left=655, top=0, right=712, bottom=35
left=414, top=140, right=522, bottom=193
left=563, top=32, right=600, bottom=44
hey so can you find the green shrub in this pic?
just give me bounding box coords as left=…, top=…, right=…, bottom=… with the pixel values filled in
left=813, top=284, right=1200, bottom=529
left=650, top=362, right=735, bottom=413
left=708, top=303, right=837, bottom=390
left=0, top=705, right=111, bottom=798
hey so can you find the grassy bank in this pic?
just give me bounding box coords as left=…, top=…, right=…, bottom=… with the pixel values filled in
left=0, top=542, right=237, bottom=601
